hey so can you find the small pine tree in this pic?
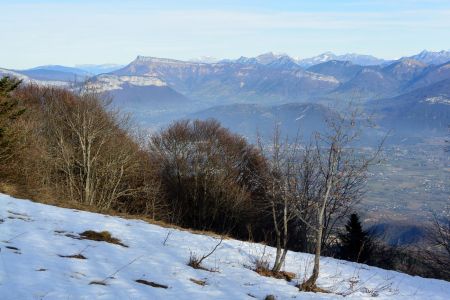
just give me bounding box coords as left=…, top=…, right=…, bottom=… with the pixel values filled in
left=338, top=213, right=372, bottom=263
left=0, top=76, right=24, bottom=162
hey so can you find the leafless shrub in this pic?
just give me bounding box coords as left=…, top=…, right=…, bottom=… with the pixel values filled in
left=331, top=268, right=398, bottom=298
left=419, top=205, right=450, bottom=280
left=299, top=107, right=384, bottom=291
left=188, top=236, right=223, bottom=271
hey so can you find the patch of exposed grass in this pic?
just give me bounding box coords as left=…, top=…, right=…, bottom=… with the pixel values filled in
left=250, top=257, right=296, bottom=282
left=254, top=268, right=296, bottom=282
left=5, top=246, right=19, bottom=251
left=79, top=230, right=128, bottom=247
left=190, top=278, right=206, bottom=286
left=297, top=281, right=329, bottom=293
left=89, top=280, right=108, bottom=286
left=3, top=245, right=22, bottom=254
left=135, top=279, right=168, bottom=289
left=1, top=183, right=230, bottom=241
left=58, top=254, right=86, bottom=259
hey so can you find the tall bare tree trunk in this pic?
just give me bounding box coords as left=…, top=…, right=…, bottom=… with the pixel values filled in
left=301, top=149, right=335, bottom=291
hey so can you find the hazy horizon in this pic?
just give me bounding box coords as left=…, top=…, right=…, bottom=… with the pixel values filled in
left=6, top=48, right=450, bottom=71
left=2, top=0, right=450, bottom=69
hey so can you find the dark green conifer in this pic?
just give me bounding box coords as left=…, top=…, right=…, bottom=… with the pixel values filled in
left=338, top=213, right=372, bottom=263
left=0, top=76, right=24, bottom=162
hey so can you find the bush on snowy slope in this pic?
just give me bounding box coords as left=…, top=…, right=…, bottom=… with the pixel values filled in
left=148, top=119, right=269, bottom=237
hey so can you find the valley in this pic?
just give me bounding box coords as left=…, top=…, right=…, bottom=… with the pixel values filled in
left=1, top=50, right=449, bottom=244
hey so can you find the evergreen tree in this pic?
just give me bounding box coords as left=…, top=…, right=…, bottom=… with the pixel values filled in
left=338, top=213, right=372, bottom=263
left=0, top=76, right=24, bottom=162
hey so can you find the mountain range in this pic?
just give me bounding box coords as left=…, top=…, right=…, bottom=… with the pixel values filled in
left=1, top=49, right=449, bottom=141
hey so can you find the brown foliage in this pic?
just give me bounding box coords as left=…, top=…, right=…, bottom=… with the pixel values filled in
left=79, top=230, right=127, bottom=247
left=149, top=119, right=268, bottom=235
left=3, top=84, right=162, bottom=219
left=254, top=268, right=296, bottom=282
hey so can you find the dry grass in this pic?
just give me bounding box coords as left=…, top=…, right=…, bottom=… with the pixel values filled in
left=89, top=280, right=107, bottom=286
left=79, top=230, right=128, bottom=247
left=5, top=246, right=19, bottom=251
left=0, top=182, right=230, bottom=240
left=4, top=245, right=22, bottom=254
left=190, top=278, right=206, bottom=286
left=297, top=281, right=329, bottom=293
left=250, top=256, right=296, bottom=282
left=188, top=253, right=209, bottom=271
left=135, top=279, right=168, bottom=289
left=58, top=254, right=86, bottom=259
left=254, top=267, right=296, bottom=282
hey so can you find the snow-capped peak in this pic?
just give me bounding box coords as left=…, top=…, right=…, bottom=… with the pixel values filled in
left=409, top=50, right=450, bottom=65
left=255, top=52, right=290, bottom=64
left=188, top=56, right=220, bottom=64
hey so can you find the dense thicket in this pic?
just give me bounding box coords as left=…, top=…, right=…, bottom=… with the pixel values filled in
left=149, top=119, right=269, bottom=237
left=2, top=84, right=161, bottom=214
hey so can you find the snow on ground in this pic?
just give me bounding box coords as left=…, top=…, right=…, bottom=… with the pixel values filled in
left=0, top=193, right=449, bottom=300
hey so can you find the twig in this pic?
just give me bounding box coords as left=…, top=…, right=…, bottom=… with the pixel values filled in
left=162, top=230, right=172, bottom=246
left=5, top=232, right=27, bottom=243
left=94, top=255, right=144, bottom=285
left=197, top=237, right=224, bottom=266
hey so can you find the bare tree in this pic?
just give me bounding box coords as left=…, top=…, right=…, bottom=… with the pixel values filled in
left=421, top=206, right=450, bottom=280
left=258, top=125, right=299, bottom=273
left=42, top=89, right=146, bottom=210
left=299, top=110, right=382, bottom=291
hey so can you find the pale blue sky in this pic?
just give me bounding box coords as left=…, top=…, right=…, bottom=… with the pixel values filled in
left=1, top=0, right=450, bottom=69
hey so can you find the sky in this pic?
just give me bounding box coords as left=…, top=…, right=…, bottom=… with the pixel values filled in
left=1, top=0, right=450, bottom=69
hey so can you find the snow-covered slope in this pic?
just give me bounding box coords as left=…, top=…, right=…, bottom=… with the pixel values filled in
left=408, top=50, right=450, bottom=65
left=297, top=52, right=387, bottom=68
left=86, top=74, right=167, bottom=92
left=0, top=68, right=69, bottom=87
left=0, top=193, right=449, bottom=300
